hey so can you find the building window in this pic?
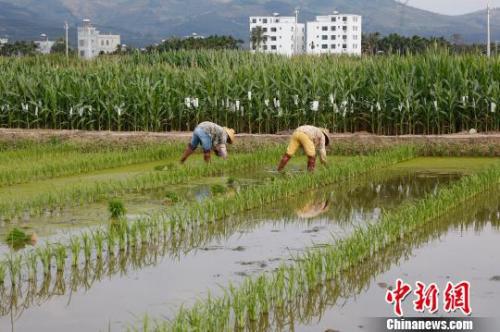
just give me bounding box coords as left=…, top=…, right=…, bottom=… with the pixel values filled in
left=331, top=17, right=337, bottom=22
left=80, top=50, right=85, bottom=57
left=353, top=17, right=358, bottom=22
left=322, top=35, right=328, bottom=40
left=343, top=26, right=347, bottom=31
left=263, top=28, right=268, bottom=32
left=343, top=16, right=347, bottom=22
left=252, top=18, right=257, bottom=23
left=271, top=45, right=277, bottom=50
left=353, top=44, right=358, bottom=49
left=343, top=35, right=347, bottom=40
left=263, top=19, right=268, bottom=23
left=271, top=27, right=277, bottom=32
left=353, top=35, right=358, bottom=40
left=353, top=26, right=358, bottom=32
left=101, top=40, right=104, bottom=46
left=322, top=26, right=328, bottom=31
left=331, top=35, right=336, bottom=40
left=106, top=40, right=110, bottom=46
left=79, top=40, right=85, bottom=47
left=343, top=44, right=347, bottom=49
left=271, top=36, right=277, bottom=41
left=331, top=26, right=336, bottom=31
left=275, top=19, right=280, bottom=23
left=263, top=45, right=268, bottom=50
left=331, top=44, right=336, bottom=49
left=322, top=44, right=328, bottom=49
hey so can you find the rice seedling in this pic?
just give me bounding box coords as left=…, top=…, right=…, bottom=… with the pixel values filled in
left=108, top=199, right=126, bottom=220
left=81, top=233, right=92, bottom=263
left=226, top=176, right=237, bottom=186
left=54, top=245, right=67, bottom=272
left=143, top=163, right=500, bottom=331
left=210, top=184, right=227, bottom=196
left=0, top=146, right=282, bottom=219
left=93, top=230, right=105, bottom=259
left=69, top=238, right=81, bottom=267
left=163, top=191, right=180, bottom=205
left=4, top=228, right=31, bottom=249
left=0, top=142, right=184, bottom=187
left=0, top=145, right=468, bottom=316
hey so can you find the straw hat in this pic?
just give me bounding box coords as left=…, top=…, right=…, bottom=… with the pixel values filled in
left=224, top=127, right=236, bottom=144
left=296, top=201, right=330, bottom=219
left=321, top=128, right=330, bottom=146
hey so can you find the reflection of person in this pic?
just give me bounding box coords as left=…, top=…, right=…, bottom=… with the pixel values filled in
left=277, top=125, right=330, bottom=172
left=180, top=121, right=236, bottom=164
left=295, top=199, right=330, bottom=219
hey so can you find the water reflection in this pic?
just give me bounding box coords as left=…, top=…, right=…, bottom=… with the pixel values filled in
left=264, top=190, right=500, bottom=331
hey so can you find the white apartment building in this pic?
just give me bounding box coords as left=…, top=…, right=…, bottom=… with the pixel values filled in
left=35, top=34, right=55, bottom=54
left=77, top=19, right=121, bottom=59
left=249, top=13, right=305, bottom=56
left=0, top=38, right=8, bottom=46
left=306, top=13, right=362, bottom=56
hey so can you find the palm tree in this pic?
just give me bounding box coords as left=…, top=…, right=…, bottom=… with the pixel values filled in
left=250, top=26, right=264, bottom=51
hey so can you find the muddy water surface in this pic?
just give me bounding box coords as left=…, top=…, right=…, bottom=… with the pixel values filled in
left=289, top=191, right=500, bottom=332
left=0, top=156, right=351, bottom=254
left=0, top=166, right=465, bottom=332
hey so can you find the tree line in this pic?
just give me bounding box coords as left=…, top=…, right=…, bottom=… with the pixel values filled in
left=0, top=33, right=496, bottom=56
left=362, top=32, right=493, bottom=55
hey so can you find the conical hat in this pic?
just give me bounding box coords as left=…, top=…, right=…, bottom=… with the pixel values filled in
left=224, top=127, right=236, bottom=144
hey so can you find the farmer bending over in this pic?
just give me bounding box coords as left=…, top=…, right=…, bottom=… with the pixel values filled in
left=277, top=125, right=330, bottom=172
left=180, top=121, right=236, bottom=164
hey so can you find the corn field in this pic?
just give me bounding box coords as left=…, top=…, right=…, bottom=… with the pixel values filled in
left=0, top=50, right=499, bottom=134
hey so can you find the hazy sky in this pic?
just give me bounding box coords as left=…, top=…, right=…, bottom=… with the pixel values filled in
left=409, top=0, right=500, bottom=15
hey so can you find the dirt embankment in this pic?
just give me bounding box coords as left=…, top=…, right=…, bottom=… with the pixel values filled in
left=0, top=129, right=499, bottom=155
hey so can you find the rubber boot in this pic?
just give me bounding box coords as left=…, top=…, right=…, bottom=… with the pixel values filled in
left=180, top=144, right=194, bottom=164
left=203, top=150, right=211, bottom=163
left=307, top=156, right=316, bottom=172
left=277, top=154, right=292, bottom=171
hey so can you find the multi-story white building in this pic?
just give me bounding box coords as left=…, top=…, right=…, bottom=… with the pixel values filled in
left=77, top=19, right=121, bottom=59
left=306, top=13, right=362, bottom=56
left=249, top=13, right=305, bottom=56
left=0, top=38, right=8, bottom=46
left=34, top=34, right=55, bottom=54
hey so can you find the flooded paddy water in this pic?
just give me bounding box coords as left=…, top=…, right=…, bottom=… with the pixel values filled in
left=0, top=156, right=494, bottom=331
left=0, top=155, right=352, bottom=254
left=290, top=189, right=500, bottom=332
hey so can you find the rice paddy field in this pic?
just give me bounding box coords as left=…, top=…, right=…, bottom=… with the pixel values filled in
left=0, top=136, right=495, bottom=332
left=0, top=50, right=499, bottom=331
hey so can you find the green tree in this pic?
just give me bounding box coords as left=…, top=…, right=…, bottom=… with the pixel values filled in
left=148, top=35, right=243, bottom=52
left=0, top=41, right=37, bottom=56
left=250, top=27, right=264, bottom=51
